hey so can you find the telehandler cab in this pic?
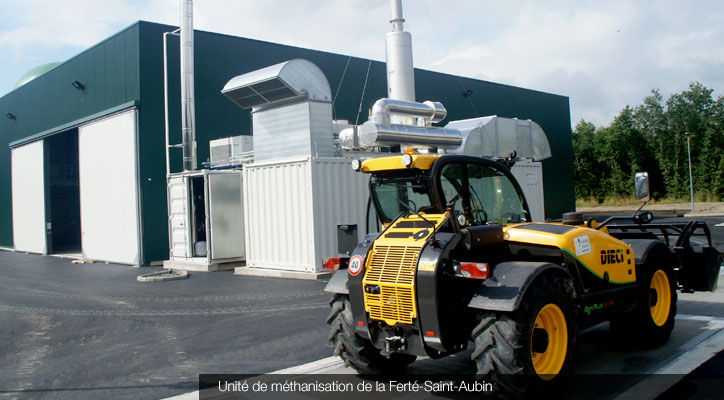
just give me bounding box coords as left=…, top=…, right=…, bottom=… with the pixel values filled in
left=324, top=153, right=722, bottom=397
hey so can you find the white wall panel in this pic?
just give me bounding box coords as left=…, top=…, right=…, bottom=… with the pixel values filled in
left=78, top=111, right=140, bottom=265
left=11, top=141, right=46, bottom=254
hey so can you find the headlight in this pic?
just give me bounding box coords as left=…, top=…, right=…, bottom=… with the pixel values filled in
left=351, top=159, right=361, bottom=171
left=401, top=154, right=412, bottom=167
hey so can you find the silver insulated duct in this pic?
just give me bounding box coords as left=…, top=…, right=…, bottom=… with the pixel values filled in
left=180, top=0, right=196, bottom=171
left=358, top=121, right=462, bottom=149
left=354, top=97, right=462, bottom=150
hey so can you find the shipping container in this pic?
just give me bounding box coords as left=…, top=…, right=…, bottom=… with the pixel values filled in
left=243, top=157, right=368, bottom=273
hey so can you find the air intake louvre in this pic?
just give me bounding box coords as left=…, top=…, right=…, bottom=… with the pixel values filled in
left=363, top=245, right=419, bottom=325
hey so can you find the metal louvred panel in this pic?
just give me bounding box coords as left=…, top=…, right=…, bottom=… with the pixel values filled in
left=363, top=245, right=420, bottom=325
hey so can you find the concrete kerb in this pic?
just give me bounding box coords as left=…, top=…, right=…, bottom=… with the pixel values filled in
left=685, top=213, right=724, bottom=218
left=577, top=202, right=724, bottom=218
left=137, top=269, right=189, bottom=282
left=234, top=266, right=332, bottom=281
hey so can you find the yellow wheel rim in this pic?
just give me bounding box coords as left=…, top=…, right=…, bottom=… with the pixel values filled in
left=650, top=270, right=671, bottom=327
left=531, top=303, right=568, bottom=379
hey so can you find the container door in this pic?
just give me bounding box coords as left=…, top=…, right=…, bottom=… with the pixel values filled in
left=167, top=175, right=191, bottom=259
left=78, top=110, right=141, bottom=265
left=207, top=172, right=244, bottom=260
left=11, top=140, right=47, bottom=254
left=511, top=162, right=545, bottom=222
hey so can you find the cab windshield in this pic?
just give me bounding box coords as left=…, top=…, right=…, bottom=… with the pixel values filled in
left=370, top=177, right=435, bottom=224
left=439, top=162, right=527, bottom=225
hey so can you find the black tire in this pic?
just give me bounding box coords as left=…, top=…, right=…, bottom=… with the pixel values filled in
left=471, top=273, right=577, bottom=398
left=610, top=247, right=677, bottom=348
left=326, top=293, right=416, bottom=374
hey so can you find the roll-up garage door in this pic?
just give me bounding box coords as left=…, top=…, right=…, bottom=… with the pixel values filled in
left=11, top=140, right=47, bottom=254
left=78, top=110, right=141, bottom=265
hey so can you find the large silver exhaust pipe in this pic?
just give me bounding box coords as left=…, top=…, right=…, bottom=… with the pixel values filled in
left=386, top=0, right=415, bottom=102
left=347, top=0, right=462, bottom=151
left=180, top=0, right=196, bottom=171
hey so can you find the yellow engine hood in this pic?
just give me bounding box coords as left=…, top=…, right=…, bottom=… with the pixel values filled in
left=503, top=223, right=636, bottom=284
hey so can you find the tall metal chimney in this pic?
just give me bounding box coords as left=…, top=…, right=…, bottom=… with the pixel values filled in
left=180, top=0, right=197, bottom=171
left=386, top=0, right=415, bottom=102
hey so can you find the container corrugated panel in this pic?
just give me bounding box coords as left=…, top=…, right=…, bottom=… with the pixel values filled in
left=243, top=157, right=368, bottom=273
left=310, top=158, right=369, bottom=272
left=511, top=162, right=545, bottom=222
left=167, top=175, right=189, bottom=258
left=243, top=158, right=316, bottom=271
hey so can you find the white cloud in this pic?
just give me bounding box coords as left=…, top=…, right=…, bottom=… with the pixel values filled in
left=1, top=0, right=722, bottom=127
left=416, top=1, right=724, bottom=126
left=0, top=0, right=139, bottom=49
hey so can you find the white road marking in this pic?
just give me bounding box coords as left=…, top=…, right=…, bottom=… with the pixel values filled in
left=161, top=358, right=346, bottom=400
left=616, top=324, right=724, bottom=400
left=270, top=356, right=343, bottom=374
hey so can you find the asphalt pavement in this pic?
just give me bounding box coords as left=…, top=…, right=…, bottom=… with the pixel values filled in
left=0, top=252, right=332, bottom=400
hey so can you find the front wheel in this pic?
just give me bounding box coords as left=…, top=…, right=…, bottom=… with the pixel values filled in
left=326, top=294, right=415, bottom=374
left=471, top=273, right=577, bottom=398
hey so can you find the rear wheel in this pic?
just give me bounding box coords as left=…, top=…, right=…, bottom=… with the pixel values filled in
left=471, top=273, right=577, bottom=398
left=327, top=294, right=415, bottom=374
left=611, top=248, right=676, bottom=348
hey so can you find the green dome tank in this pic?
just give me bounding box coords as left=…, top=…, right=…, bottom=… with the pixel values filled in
left=13, top=62, right=61, bottom=89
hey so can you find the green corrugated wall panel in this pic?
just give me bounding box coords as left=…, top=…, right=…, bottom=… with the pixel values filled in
left=137, top=22, right=172, bottom=263
left=0, top=23, right=141, bottom=248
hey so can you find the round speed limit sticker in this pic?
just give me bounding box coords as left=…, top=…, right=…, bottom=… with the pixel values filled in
left=348, top=255, right=363, bottom=276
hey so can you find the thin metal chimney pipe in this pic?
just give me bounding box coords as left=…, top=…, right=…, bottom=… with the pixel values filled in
left=180, top=0, right=196, bottom=171
left=390, top=0, right=404, bottom=31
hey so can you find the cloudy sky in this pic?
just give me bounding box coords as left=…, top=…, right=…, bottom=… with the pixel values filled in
left=0, top=0, right=721, bottom=127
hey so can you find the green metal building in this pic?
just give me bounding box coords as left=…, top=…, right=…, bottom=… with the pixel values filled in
left=0, top=21, right=574, bottom=265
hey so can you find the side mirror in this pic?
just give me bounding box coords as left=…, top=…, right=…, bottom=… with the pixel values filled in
left=634, top=172, right=650, bottom=202
left=633, top=211, right=653, bottom=225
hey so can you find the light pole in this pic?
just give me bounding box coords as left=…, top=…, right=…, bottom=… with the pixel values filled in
left=684, top=132, right=694, bottom=213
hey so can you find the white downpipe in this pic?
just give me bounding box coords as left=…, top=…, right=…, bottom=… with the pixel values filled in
left=163, top=29, right=179, bottom=177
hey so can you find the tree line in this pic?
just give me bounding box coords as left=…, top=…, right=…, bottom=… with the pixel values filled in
left=572, top=82, right=724, bottom=202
